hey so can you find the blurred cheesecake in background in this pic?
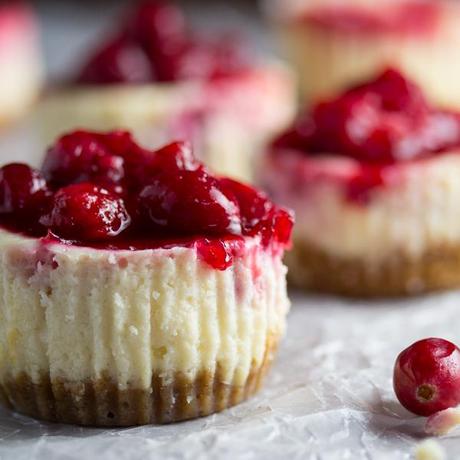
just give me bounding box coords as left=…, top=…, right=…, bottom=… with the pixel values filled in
left=0, top=2, right=42, bottom=126
left=269, top=0, right=460, bottom=110
left=39, top=0, right=295, bottom=182
left=261, top=69, right=460, bottom=297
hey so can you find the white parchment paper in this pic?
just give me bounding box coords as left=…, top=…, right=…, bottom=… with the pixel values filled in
left=2, top=291, right=460, bottom=459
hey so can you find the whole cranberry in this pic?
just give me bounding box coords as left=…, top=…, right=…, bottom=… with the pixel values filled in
left=220, top=178, right=273, bottom=231
left=311, top=92, right=405, bottom=164
left=126, top=0, right=187, bottom=81
left=0, top=163, right=49, bottom=216
left=271, top=117, right=315, bottom=153
left=270, top=207, right=295, bottom=246
left=173, top=37, right=246, bottom=80
left=352, top=68, right=427, bottom=115
left=42, top=131, right=125, bottom=190
left=98, top=130, right=137, bottom=157
left=150, top=141, right=198, bottom=172
left=220, top=178, right=293, bottom=246
left=139, top=167, right=241, bottom=236
left=196, top=238, right=233, bottom=271
left=394, top=338, right=460, bottom=416
left=273, top=69, right=459, bottom=165
left=77, top=35, right=153, bottom=85
left=127, top=0, right=186, bottom=48
left=121, top=141, right=198, bottom=196
left=41, top=183, right=130, bottom=241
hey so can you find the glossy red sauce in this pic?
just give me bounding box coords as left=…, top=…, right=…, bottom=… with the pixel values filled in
left=271, top=69, right=460, bottom=203
left=76, top=0, right=249, bottom=84
left=0, top=131, right=293, bottom=270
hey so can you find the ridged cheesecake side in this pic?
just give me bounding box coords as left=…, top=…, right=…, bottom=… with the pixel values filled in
left=0, top=230, right=289, bottom=425
left=262, top=151, right=460, bottom=296
left=277, top=2, right=460, bottom=109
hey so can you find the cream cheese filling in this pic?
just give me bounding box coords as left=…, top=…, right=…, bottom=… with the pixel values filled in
left=276, top=1, right=460, bottom=109
left=262, top=151, right=460, bottom=262
left=0, top=230, right=289, bottom=389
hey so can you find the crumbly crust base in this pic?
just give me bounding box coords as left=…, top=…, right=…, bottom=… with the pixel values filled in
left=0, top=335, right=280, bottom=426
left=286, top=240, right=460, bottom=297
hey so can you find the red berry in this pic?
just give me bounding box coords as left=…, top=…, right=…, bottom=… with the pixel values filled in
left=173, top=36, right=248, bottom=81
left=196, top=239, right=233, bottom=271
left=120, top=141, right=198, bottom=199
left=150, top=141, right=199, bottom=172
left=0, top=129, right=294, bottom=254
left=273, top=68, right=460, bottom=165
left=220, top=178, right=272, bottom=231
left=310, top=87, right=412, bottom=164
left=220, top=178, right=294, bottom=246
left=42, top=131, right=125, bottom=190
left=77, top=35, right=153, bottom=85
left=75, top=1, right=245, bottom=84
left=125, top=0, right=186, bottom=81
left=0, top=163, right=51, bottom=234
left=98, top=130, right=137, bottom=157
left=126, top=0, right=186, bottom=52
left=271, top=208, right=295, bottom=246
left=41, top=183, right=130, bottom=241
left=139, top=167, right=241, bottom=236
left=0, top=163, right=48, bottom=215
left=352, top=68, right=427, bottom=115
left=393, top=338, right=460, bottom=416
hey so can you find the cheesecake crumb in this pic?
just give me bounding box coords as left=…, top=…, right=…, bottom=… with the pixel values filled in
left=415, top=439, right=446, bottom=460
left=425, top=407, right=460, bottom=436
left=128, top=326, right=139, bottom=336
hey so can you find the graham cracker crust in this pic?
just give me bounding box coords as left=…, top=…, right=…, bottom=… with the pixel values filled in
left=286, top=240, right=460, bottom=297
left=0, top=335, right=280, bottom=426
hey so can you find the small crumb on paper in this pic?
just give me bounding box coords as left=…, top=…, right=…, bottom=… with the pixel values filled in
left=415, top=439, right=446, bottom=460
left=128, top=325, right=139, bottom=336
left=425, top=407, right=460, bottom=436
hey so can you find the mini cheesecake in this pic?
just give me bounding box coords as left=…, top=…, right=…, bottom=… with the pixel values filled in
left=0, top=131, right=293, bottom=426
left=39, top=0, right=295, bottom=181
left=270, top=0, right=460, bottom=110
left=0, top=2, right=42, bottom=125
left=261, top=69, right=460, bottom=297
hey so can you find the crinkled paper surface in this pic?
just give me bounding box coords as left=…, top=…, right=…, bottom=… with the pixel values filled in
left=2, top=291, right=460, bottom=459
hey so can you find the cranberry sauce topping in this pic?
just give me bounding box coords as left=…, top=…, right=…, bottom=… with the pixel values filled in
left=0, top=163, right=51, bottom=234
left=77, top=0, right=248, bottom=85
left=40, top=183, right=131, bottom=241
left=300, top=1, right=440, bottom=35
left=272, top=69, right=460, bottom=202
left=0, top=131, right=293, bottom=269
